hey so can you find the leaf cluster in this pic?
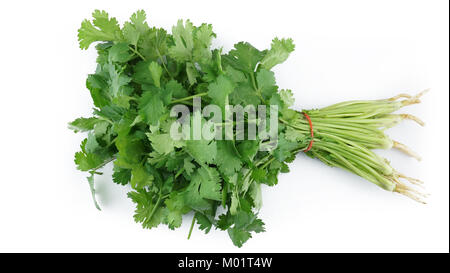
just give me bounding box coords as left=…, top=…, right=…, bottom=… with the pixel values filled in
left=71, top=10, right=297, bottom=247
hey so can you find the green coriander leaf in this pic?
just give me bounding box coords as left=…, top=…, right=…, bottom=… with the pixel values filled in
left=207, top=75, right=235, bottom=108
left=285, top=126, right=305, bottom=142
left=197, top=166, right=222, bottom=201
left=86, top=74, right=110, bottom=108
left=161, top=176, right=175, bottom=195
left=95, top=43, right=113, bottom=65
left=94, top=105, right=125, bottom=122
left=280, top=162, right=290, bottom=173
left=230, top=192, right=239, bottom=215
left=74, top=151, right=103, bottom=171
left=165, top=154, right=183, bottom=172
left=133, top=60, right=154, bottom=85
left=168, top=20, right=214, bottom=65
left=260, top=38, right=295, bottom=70
left=227, top=227, right=251, bottom=248
left=195, top=212, right=213, bottom=234
left=108, top=43, right=133, bottom=63
left=182, top=173, right=213, bottom=212
left=165, top=193, right=190, bottom=230
left=166, top=79, right=188, bottom=98
left=186, top=139, right=217, bottom=165
left=105, top=63, right=132, bottom=104
left=122, top=23, right=140, bottom=46
left=149, top=61, right=163, bottom=88
left=112, top=166, right=132, bottom=185
left=122, top=10, right=150, bottom=46
left=229, top=83, right=261, bottom=107
left=192, top=23, right=216, bottom=63
left=128, top=189, right=166, bottom=229
left=273, top=133, right=301, bottom=162
left=237, top=140, right=259, bottom=165
left=249, top=182, right=263, bottom=209
left=228, top=211, right=265, bottom=247
left=186, top=62, right=199, bottom=85
left=279, top=89, right=295, bottom=108
left=183, top=157, right=196, bottom=176
left=216, top=141, right=242, bottom=176
left=93, top=121, right=110, bottom=139
left=114, top=133, right=144, bottom=168
left=223, top=42, right=265, bottom=74
left=138, top=88, right=166, bottom=126
left=265, top=169, right=279, bottom=186
left=234, top=211, right=253, bottom=229
left=78, top=10, right=123, bottom=49
left=225, top=66, right=247, bottom=83
left=130, top=164, right=154, bottom=189
left=168, top=19, right=194, bottom=62
left=139, top=27, right=168, bottom=61
left=217, top=213, right=233, bottom=230
left=146, top=133, right=175, bottom=155
left=256, top=69, right=277, bottom=100
left=68, top=117, right=100, bottom=133
left=85, top=132, right=100, bottom=153
left=246, top=218, right=265, bottom=233
left=74, top=139, right=106, bottom=171
left=269, top=93, right=283, bottom=109
left=129, top=10, right=150, bottom=33
left=251, top=168, right=267, bottom=183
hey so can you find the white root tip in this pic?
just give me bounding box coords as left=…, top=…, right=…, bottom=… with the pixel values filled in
left=393, top=140, right=422, bottom=161
left=397, top=172, right=424, bottom=186
left=388, top=93, right=412, bottom=101
left=414, top=89, right=430, bottom=100
left=401, top=89, right=430, bottom=106
left=395, top=183, right=428, bottom=204
left=396, top=189, right=427, bottom=204
left=400, top=114, right=425, bottom=126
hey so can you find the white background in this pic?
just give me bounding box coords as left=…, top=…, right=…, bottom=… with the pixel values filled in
left=0, top=0, right=448, bottom=252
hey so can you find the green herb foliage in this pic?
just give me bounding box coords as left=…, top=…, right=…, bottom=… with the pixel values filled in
left=71, top=10, right=425, bottom=247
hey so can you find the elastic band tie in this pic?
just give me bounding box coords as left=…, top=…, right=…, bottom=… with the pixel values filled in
left=302, top=112, right=314, bottom=152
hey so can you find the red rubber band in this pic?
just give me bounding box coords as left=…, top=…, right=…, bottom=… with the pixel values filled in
left=302, top=112, right=314, bottom=152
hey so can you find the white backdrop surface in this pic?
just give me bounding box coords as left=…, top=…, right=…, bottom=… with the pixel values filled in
left=0, top=0, right=448, bottom=252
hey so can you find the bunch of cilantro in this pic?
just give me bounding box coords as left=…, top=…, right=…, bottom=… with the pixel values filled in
left=70, top=10, right=297, bottom=247
left=71, top=10, right=426, bottom=247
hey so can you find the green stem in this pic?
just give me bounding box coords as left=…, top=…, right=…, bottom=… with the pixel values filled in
left=170, top=92, right=208, bottom=104
left=129, top=46, right=146, bottom=61
left=255, top=154, right=272, bottom=167
left=156, top=50, right=173, bottom=78
left=250, top=72, right=265, bottom=103
left=250, top=72, right=258, bottom=91
left=187, top=214, right=196, bottom=240
left=106, top=137, right=117, bottom=148
left=260, top=157, right=275, bottom=169
left=312, top=121, right=383, bottom=135
left=97, top=116, right=114, bottom=125
left=147, top=194, right=163, bottom=224
left=89, top=157, right=116, bottom=174
left=313, top=143, right=375, bottom=185
left=161, top=193, right=170, bottom=199
left=175, top=168, right=184, bottom=179
left=222, top=182, right=228, bottom=208
left=309, top=116, right=393, bottom=126
left=279, top=117, right=310, bottom=131
left=316, top=141, right=387, bottom=174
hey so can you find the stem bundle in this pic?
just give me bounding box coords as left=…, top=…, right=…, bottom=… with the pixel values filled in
left=285, top=90, right=428, bottom=202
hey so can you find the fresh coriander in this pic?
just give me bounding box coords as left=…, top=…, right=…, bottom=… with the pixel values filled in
left=70, top=10, right=426, bottom=247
